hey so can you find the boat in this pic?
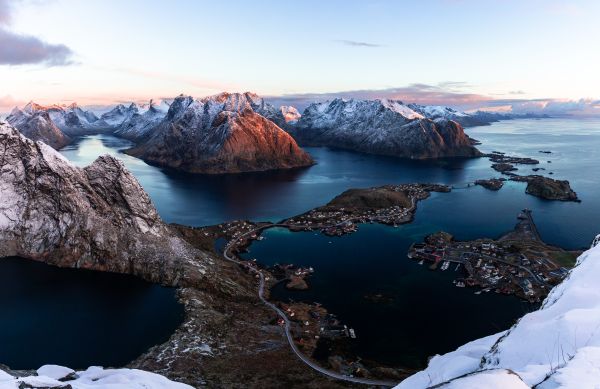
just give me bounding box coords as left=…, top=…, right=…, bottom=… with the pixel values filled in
left=418, top=260, right=424, bottom=265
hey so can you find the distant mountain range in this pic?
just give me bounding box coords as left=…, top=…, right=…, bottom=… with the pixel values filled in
left=290, top=98, right=481, bottom=159
left=3, top=93, right=548, bottom=173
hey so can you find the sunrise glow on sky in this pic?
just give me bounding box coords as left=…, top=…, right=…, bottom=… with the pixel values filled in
left=1, top=0, right=599, bottom=114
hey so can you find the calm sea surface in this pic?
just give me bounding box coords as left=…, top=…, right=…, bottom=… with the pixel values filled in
left=0, top=257, right=183, bottom=369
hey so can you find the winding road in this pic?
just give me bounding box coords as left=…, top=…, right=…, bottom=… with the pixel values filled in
left=222, top=224, right=398, bottom=387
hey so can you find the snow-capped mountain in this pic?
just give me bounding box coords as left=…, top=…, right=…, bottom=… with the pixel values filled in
left=114, top=99, right=169, bottom=141
left=16, top=101, right=101, bottom=136
left=126, top=92, right=314, bottom=174
left=291, top=98, right=481, bottom=159
left=98, top=103, right=140, bottom=127
left=6, top=106, right=71, bottom=149
left=229, top=92, right=301, bottom=129
left=280, top=105, right=301, bottom=123
left=397, top=235, right=600, bottom=389
left=407, top=104, right=550, bottom=127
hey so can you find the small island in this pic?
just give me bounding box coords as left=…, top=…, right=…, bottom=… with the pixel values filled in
left=475, top=178, right=505, bottom=191
left=491, top=163, right=518, bottom=174
left=510, top=175, right=579, bottom=202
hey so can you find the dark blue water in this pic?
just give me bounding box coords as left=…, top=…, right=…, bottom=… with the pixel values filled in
left=0, top=257, right=184, bottom=369
left=241, top=225, right=533, bottom=368
left=53, top=117, right=600, bottom=368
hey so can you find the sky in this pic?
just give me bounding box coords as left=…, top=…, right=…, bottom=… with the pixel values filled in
left=0, top=0, right=599, bottom=115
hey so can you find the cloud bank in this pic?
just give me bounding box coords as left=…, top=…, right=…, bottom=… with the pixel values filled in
left=0, top=0, right=73, bottom=66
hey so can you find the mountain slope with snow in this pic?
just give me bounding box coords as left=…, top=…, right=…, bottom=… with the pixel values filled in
left=99, top=103, right=140, bottom=127
left=291, top=98, right=481, bottom=159
left=126, top=92, right=314, bottom=174
left=6, top=107, right=71, bottom=149
left=115, top=99, right=169, bottom=141
left=15, top=101, right=103, bottom=136
left=396, top=235, right=600, bottom=389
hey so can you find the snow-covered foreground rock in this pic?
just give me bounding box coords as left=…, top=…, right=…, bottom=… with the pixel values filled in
left=396, top=234, right=600, bottom=389
left=0, top=365, right=192, bottom=388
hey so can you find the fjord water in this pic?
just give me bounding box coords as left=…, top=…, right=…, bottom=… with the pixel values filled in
left=0, top=257, right=183, bottom=369
left=42, top=117, right=600, bottom=368
left=60, top=118, right=600, bottom=249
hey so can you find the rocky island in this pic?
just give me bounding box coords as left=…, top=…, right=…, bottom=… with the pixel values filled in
left=511, top=175, right=579, bottom=201
left=288, top=98, right=482, bottom=159
left=126, top=93, right=314, bottom=174
left=475, top=178, right=505, bottom=191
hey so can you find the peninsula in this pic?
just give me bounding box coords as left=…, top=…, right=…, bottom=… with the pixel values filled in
left=409, top=210, right=580, bottom=302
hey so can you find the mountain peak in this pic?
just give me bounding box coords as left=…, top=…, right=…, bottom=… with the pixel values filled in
left=126, top=92, right=314, bottom=174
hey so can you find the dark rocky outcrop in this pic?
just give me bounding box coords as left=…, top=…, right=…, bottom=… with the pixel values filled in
left=126, top=93, right=314, bottom=174
left=475, top=178, right=505, bottom=191
left=491, top=163, right=518, bottom=173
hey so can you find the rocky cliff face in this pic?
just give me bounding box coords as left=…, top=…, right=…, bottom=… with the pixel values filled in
left=126, top=92, right=314, bottom=174
left=0, top=121, right=211, bottom=286
left=6, top=108, right=71, bottom=149
left=292, top=98, right=481, bottom=159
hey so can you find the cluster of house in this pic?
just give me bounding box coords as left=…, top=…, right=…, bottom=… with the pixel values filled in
left=286, top=204, right=412, bottom=237
left=410, top=236, right=569, bottom=302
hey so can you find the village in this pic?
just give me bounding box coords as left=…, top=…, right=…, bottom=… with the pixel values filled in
left=283, top=183, right=450, bottom=237
left=408, top=210, right=578, bottom=302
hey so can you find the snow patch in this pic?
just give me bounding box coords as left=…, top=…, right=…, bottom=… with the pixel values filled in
left=1, top=366, right=194, bottom=388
